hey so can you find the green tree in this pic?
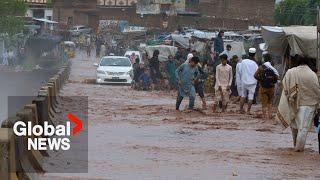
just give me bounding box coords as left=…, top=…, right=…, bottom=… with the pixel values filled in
left=275, top=0, right=320, bottom=25
left=0, top=0, right=27, bottom=36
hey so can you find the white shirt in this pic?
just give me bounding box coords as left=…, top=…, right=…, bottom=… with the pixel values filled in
left=220, top=50, right=232, bottom=61
left=215, top=64, right=233, bottom=90
left=240, top=59, right=258, bottom=86
left=236, top=62, right=242, bottom=87
left=263, top=62, right=279, bottom=76
left=8, top=51, right=14, bottom=59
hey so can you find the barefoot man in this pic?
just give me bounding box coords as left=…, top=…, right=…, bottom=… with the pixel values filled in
left=239, top=48, right=258, bottom=114
left=175, top=56, right=200, bottom=111
left=277, top=55, right=320, bottom=152
left=213, top=54, right=233, bottom=113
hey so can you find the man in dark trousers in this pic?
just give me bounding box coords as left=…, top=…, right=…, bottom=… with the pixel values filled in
left=214, top=31, right=224, bottom=55
left=314, top=112, right=320, bottom=154
left=149, top=50, right=162, bottom=85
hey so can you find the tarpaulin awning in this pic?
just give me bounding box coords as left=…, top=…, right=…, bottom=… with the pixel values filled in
left=171, top=34, right=190, bottom=48
left=171, top=34, right=207, bottom=53
left=171, top=33, right=245, bottom=58
left=33, top=18, right=58, bottom=24
left=139, top=45, right=178, bottom=62
left=223, top=40, right=246, bottom=58
left=262, top=26, right=317, bottom=58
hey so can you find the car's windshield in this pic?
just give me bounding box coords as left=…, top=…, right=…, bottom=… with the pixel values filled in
left=100, top=57, right=131, bottom=67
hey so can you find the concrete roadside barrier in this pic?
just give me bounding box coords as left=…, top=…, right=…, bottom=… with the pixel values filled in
left=60, top=67, right=68, bottom=84
left=49, top=77, right=59, bottom=94
left=39, top=86, right=57, bottom=115
left=46, top=83, right=58, bottom=108
left=38, top=89, right=55, bottom=120
left=55, top=74, right=63, bottom=92
left=0, top=128, right=19, bottom=180
left=57, top=68, right=65, bottom=85
left=15, top=132, right=39, bottom=180
left=48, top=79, right=63, bottom=111
left=1, top=116, right=21, bottom=129
left=47, top=83, right=61, bottom=114
left=53, top=75, right=63, bottom=104
left=23, top=106, right=45, bottom=171
left=50, top=76, right=61, bottom=95
left=56, top=72, right=64, bottom=90
left=24, top=104, right=39, bottom=126
left=32, top=96, right=53, bottom=128
left=63, top=64, right=70, bottom=79
left=16, top=109, right=44, bottom=174
left=32, top=97, right=51, bottom=157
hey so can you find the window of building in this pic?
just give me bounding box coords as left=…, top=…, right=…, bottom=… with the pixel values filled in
left=97, top=0, right=137, bottom=6
left=25, top=0, right=47, bottom=4
left=224, top=0, right=230, bottom=9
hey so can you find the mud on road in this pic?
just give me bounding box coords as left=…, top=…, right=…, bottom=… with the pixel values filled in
left=41, top=53, right=320, bottom=180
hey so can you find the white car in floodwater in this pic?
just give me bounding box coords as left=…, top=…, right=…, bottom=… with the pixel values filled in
left=94, top=56, right=133, bottom=84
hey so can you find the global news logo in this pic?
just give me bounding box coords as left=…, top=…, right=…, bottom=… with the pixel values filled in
left=12, top=112, right=83, bottom=151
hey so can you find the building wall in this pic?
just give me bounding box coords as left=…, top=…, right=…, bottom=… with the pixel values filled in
left=44, top=9, right=53, bottom=20
left=198, top=0, right=275, bottom=25
left=53, top=0, right=274, bottom=30
left=160, top=0, right=186, bottom=11
left=25, top=0, right=53, bottom=19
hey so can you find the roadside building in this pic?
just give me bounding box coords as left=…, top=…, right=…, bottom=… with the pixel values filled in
left=52, top=0, right=275, bottom=31
left=25, top=0, right=53, bottom=20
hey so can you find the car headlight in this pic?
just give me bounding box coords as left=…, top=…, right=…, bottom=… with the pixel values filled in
left=97, top=70, right=105, bottom=74
left=127, top=70, right=133, bottom=76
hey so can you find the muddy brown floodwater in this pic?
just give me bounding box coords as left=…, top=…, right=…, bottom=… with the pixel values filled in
left=40, top=51, right=320, bottom=180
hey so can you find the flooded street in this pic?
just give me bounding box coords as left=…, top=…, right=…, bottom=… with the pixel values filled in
left=41, top=54, right=320, bottom=180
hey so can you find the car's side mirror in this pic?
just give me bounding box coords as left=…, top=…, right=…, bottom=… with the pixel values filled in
left=93, top=63, right=99, bottom=67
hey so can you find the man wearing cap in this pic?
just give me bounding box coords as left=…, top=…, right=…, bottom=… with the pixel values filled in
left=184, top=53, right=194, bottom=64
left=239, top=48, right=259, bottom=114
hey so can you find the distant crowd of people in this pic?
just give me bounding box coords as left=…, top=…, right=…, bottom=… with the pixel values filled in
left=75, top=34, right=126, bottom=58
left=131, top=46, right=278, bottom=114
left=131, top=45, right=320, bottom=152
left=1, top=48, right=24, bottom=67
left=130, top=30, right=320, bottom=153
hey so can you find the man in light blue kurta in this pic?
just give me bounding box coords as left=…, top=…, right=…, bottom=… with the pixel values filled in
left=175, top=56, right=200, bottom=110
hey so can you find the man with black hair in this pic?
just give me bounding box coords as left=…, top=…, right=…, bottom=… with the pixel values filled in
left=254, top=53, right=279, bottom=119
left=213, top=54, right=233, bottom=112
left=139, top=68, right=152, bottom=91
left=220, top=44, right=232, bottom=62
left=166, top=55, right=178, bottom=89
left=175, top=56, right=200, bottom=111
left=149, top=50, right=162, bottom=84
left=277, top=55, right=320, bottom=152
left=214, top=31, right=224, bottom=55
left=239, top=48, right=259, bottom=114
left=195, top=60, right=208, bottom=110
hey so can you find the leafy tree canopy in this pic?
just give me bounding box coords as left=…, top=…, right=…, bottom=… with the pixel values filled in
left=275, top=0, right=320, bottom=26
left=0, top=0, right=26, bottom=36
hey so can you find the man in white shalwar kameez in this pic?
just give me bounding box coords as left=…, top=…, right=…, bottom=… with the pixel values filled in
left=276, top=56, right=320, bottom=152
